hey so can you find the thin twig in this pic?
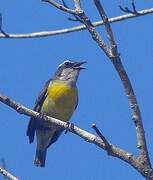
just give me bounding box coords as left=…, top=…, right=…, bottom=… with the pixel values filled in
left=42, top=0, right=78, bottom=14
left=0, top=13, right=9, bottom=37
left=131, top=0, right=140, bottom=14
left=62, top=0, right=82, bottom=23
left=0, top=7, right=153, bottom=38
left=92, top=124, right=112, bottom=155
left=119, top=0, right=141, bottom=15
left=0, top=167, right=18, bottom=180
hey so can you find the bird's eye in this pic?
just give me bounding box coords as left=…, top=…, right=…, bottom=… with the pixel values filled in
left=65, top=62, right=70, bottom=66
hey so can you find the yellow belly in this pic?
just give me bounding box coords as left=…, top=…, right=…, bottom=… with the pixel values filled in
left=41, top=81, right=78, bottom=122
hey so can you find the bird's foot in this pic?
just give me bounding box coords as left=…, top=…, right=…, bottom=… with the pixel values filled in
left=38, top=112, right=47, bottom=121
left=64, top=122, right=74, bottom=134
left=37, top=112, right=50, bottom=130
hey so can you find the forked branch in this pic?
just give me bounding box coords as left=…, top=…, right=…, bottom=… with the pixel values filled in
left=41, top=0, right=153, bottom=179
left=119, top=0, right=141, bottom=15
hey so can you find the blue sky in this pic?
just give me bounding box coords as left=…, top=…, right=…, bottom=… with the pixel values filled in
left=0, top=0, right=153, bottom=179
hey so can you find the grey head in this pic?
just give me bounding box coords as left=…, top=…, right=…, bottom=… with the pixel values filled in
left=53, top=60, right=86, bottom=86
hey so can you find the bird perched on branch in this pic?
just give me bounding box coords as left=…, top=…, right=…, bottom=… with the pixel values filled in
left=27, top=60, right=86, bottom=167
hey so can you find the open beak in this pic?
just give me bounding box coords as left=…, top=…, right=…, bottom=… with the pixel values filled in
left=74, top=61, right=87, bottom=70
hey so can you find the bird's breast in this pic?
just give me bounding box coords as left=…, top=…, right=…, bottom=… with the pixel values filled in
left=41, top=81, right=78, bottom=121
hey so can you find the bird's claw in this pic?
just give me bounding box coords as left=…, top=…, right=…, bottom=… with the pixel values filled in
left=38, top=112, right=47, bottom=121
left=64, top=122, right=74, bottom=134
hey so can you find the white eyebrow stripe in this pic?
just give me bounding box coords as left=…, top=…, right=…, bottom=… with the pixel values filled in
left=58, top=60, right=72, bottom=67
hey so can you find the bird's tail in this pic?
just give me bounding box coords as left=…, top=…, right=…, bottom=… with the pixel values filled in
left=34, top=147, right=47, bottom=167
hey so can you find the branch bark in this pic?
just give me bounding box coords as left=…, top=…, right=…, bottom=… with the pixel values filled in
left=0, top=166, right=18, bottom=180
left=93, top=0, right=150, bottom=163
left=0, top=93, right=131, bottom=159
left=0, top=7, right=153, bottom=38
left=42, top=0, right=78, bottom=14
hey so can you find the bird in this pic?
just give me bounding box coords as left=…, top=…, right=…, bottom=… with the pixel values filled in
left=27, top=60, right=86, bottom=167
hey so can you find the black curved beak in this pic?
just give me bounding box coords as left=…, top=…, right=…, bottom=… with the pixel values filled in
left=74, top=61, right=87, bottom=70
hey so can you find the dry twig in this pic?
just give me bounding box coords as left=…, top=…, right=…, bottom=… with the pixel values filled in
left=0, top=14, right=9, bottom=37
left=92, top=124, right=112, bottom=155
left=119, top=0, right=141, bottom=15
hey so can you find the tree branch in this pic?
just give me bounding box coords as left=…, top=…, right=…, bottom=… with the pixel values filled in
left=94, top=0, right=116, bottom=54
left=0, top=166, right=18, bottom=180
left=0, top=93, right=146, bottom=176
left=0, top=14, right=9, bottom=37
left=43, top=0, right=153, bottom=178
left=119, top=0, right=141, bottom=15
left=0, top=7, right=153, bottom=38
left=1, top=159, right=7, bottom=180
left=73, top=0, right=81, bottom=11
left=61, top=0, right=83, bottom=23
left=42, top=0, right=78, bottom=14
left=93, top=0, right=150, bottom=164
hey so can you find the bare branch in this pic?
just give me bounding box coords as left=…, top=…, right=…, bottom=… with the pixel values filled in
left=42, top=0, right=78, bottom=14
left=94, top=0, right=117, bottom=55
left=1, top=159, right=7, bottom=180
left=92, top=124, right=112, bottom=155
left=0, top=93, right=143, bottom=173
left=77, top=11, right=111, bottom=57
left=0, top=93, right=123, bottom=153
left=93, top=0, right=151, bottom=166
left=0, top=166, right=18, bottom=180
left=0, top=13, right=9, bottom=37
left=119, top=0, right=141, bottom=15
left=0, top=92, right=153, bottom=177
left=0, top=7, right=153, bottom=39
left=62, top=0, right=83, bottom=23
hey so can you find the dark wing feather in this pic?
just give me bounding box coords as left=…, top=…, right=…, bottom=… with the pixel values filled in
left=26, top=79, right=51, bottom=143
left=75, top=90, right=78, bottom=109
left=47, top=129, right=64, bottom=148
